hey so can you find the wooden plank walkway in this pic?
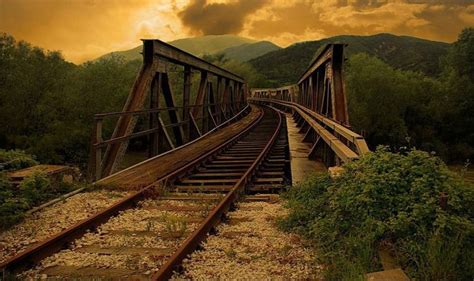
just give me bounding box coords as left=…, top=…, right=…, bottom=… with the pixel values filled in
left=286, top=113, right=326, bottom=184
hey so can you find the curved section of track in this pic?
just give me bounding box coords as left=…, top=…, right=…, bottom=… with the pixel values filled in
left=1, top=105, right=286, bottom=280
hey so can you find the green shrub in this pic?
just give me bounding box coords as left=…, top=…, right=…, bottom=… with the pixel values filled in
left=0, top=171, right=78, bottom=229
left=281, top=147, right=474, bottom=280
left=0, top=149, right=38, bottom=171
left=18, top=171, right=52, bottom=205
left=0, top=198, right=29, bottom=230
left=0, top=173, right=29, bottom=229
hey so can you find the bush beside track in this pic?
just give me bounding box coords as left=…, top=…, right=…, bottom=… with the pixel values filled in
left=0, top=150, right=77, bottom=229
left=280, top=147, right=474, bottom=280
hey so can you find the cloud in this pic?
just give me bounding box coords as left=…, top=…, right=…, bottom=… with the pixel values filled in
left=243, top=0, right=473, bottom=46
left=178, top=0, right=269, bottom=35
left=0, top=0, right=472, bottom=63
left=0, top=0, right=185, bottom=63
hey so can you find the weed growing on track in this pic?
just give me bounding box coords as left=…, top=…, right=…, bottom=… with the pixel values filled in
left=161, top=214, right=188, bottom=238
left=280, top=147, right=474, bottom=280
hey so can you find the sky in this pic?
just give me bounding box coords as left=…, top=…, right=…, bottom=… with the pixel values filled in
left=1, top=0, right=473, bottom=63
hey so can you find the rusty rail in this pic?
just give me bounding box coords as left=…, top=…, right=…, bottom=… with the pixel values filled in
left=0, top=106, right=262, bottom=275
left=153, top=106, right=283, bottom=280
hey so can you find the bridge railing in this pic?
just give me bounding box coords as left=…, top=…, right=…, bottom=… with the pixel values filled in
left=89, top=39, right=247, bottom=181
left=250, top=44, right=369, bottom=167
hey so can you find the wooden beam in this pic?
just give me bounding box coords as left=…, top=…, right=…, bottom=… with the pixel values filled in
left=189, top=111, right=202, bottom=138
left=331, top=44, right=349, bottom=125
left=158, top=117, right=175, bottom=150
left=161, top=72, right=184, bottom=146
left=101, top=60, right=156, bottom=177
left=147, top=39, right=244, bottom=83
left=148, top=73, right=161, bottom=157
left=182, top=66, right=191, bottom=142
left=192, top=71, right=208, bottom=119
left=297, top=44, right=334, bottom=84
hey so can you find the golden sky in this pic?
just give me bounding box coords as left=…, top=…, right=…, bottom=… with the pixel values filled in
left=1, top=0, right=473, bottom=63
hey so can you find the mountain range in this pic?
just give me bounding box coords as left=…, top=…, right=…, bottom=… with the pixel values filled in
left=97, top=33, right=450, bottom=85
left=97, top=35, right=280, bottom=62
left=249, top=33, right=450, bottom=86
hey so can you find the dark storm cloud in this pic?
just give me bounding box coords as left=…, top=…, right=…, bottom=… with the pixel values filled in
left=178, top=0, right=269, bottom=35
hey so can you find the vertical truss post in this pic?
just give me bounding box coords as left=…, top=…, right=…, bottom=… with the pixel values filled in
left=192, top=71, right=208, bottom=131
left=208, top=81, right=216, bottom=129
left=94, top=118, right=103, bottom=181
left=182, top=66, right=191, bottom=143
left=222, top=79, right=230, bottom=119
left=148, top=73, right=161, bottom=157
left=331, top=44, right=349, bottom=125
left=202, top=81, right=211, bottom=134
left=216, top=77, right=222, bottom=124
left=161, top=73, right=184, bottom=146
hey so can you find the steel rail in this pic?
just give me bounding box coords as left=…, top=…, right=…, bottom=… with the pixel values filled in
left=153, top=106, right=283, bottom=280
left=0, top=106, right=263, bottom=275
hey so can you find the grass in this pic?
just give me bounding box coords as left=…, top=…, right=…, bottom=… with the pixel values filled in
left=161, top=214, right=188, bottom=238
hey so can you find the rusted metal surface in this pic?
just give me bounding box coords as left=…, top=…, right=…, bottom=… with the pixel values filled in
left=93, top=39, right=247, bottom=181
left=0, top=106, right=263, bottom=275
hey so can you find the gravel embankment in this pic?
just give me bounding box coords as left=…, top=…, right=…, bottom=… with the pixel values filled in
left=173, top=197, right=321, bottom=280
left=0, top=190, right=131, bottom=263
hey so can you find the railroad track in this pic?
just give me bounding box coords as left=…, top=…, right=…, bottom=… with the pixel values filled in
left=1, top=105, right=290, bottom=280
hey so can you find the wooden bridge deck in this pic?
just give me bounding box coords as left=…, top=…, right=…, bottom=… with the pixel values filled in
left=97, top=105, right=261, bottom=188
left=286, top=113, right=326, bottom=184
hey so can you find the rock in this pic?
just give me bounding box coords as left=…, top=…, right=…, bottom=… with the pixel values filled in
left=328, top=166, right=345, bottom=178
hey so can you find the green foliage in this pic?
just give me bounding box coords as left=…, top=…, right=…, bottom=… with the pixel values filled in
left=0, top=33, right=140, bottom=167
left=202, top=54, right=269, bottom=88
left=0, top=173, right=29, bottom=229
left=437, top=28, right=474, bottom=162
left=281, top=147, right=474, bottom=280
left=216, top=41, right=281, bottom=62
left=345, top=28, right=474, bottom=162
left=0, top=171, right=77, bottom=229
left=0, top=149, right=38, bottom=171
left=19, top=172, right=52, bottom=205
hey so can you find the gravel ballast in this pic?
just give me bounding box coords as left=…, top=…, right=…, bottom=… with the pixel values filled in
left=0, top=190, right=131, bottom=263
left=19, top=198, right=218, bottom=279
left=173, top=197, right=321, bottom=280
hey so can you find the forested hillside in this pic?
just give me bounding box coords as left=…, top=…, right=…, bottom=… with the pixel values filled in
left=216, top=41, right=281, bottom=62
left=250, top=33, right=450, bottom=87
